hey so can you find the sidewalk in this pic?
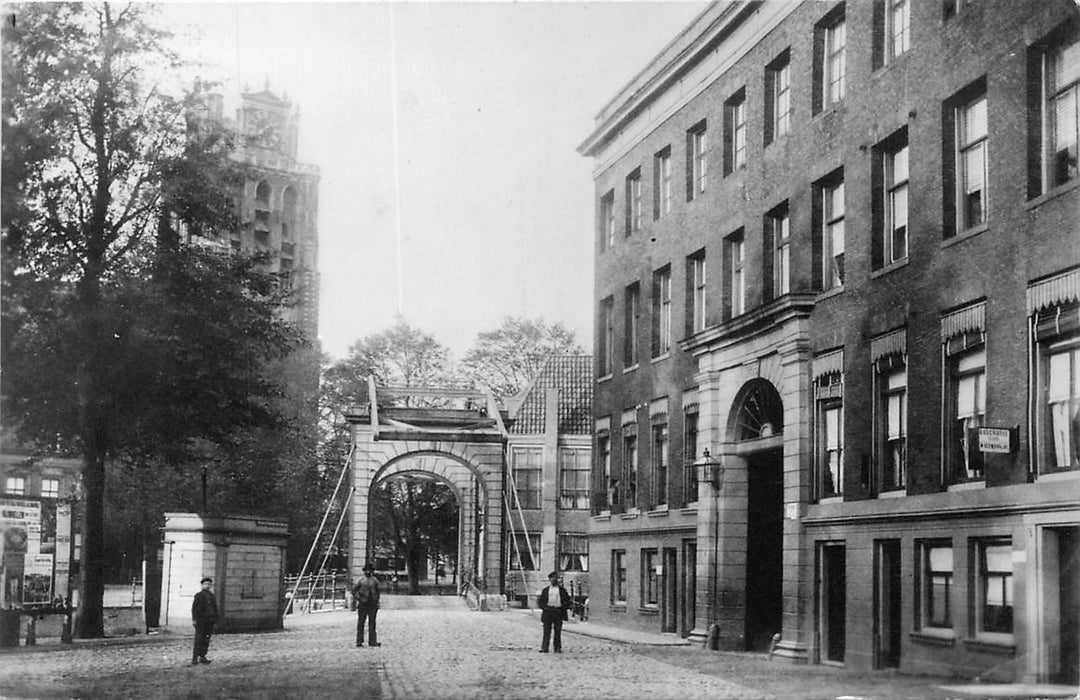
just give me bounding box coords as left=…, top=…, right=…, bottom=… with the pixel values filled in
left=506, top=607, right=689, bottom=646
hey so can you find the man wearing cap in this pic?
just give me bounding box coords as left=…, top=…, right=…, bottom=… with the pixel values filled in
left=191, top=576, right=218, bottom=665
left=352, top=563, right=381, bottom=647
left=537, top=570, right=571, bottom=653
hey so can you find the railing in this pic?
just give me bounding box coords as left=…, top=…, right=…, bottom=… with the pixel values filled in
left=283, top=570, right=350, bottom=614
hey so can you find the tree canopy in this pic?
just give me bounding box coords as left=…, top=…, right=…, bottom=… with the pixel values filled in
left=460, top=316, right=583, bottom=400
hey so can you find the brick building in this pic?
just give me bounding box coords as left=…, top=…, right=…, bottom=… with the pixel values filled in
left=579, top=0, right=1078, bottom=684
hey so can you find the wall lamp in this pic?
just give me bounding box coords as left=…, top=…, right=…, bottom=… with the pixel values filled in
left=695, top=449, right=723, bottom=489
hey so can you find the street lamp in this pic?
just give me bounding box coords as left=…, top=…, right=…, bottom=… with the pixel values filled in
left=695, top=449, right=723, bottom=490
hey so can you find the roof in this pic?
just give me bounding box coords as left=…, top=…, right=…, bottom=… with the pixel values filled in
left=508, top=355, right=594, bottom=436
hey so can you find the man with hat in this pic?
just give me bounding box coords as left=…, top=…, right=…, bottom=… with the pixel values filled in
left=191, top=576, right=218, bottom=665
left=352, top=562, right=381, bottom=647
left=537, top=570, right=571, bottom=653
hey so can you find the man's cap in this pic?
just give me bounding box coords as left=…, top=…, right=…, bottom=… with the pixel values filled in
left=200, top=577, right=213, bottom=584
left=548, top=571, right=560, bottom=579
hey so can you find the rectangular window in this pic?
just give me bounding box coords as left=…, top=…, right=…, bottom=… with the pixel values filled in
left=642, top=548, right=659, bottom=607
left=653, top=422, right=669, bottom=507
left=687, top=121, right=708, bottom=201
left=976, top=540, right=1014, bottom=635
left=1046, top=338, right=1080, bottom=471
left=597, top=433, right=612, bottom=511
left=876, top=0, right=909, bottom=66
left=654, top=147, right=672, bottom=219
left=877, top=358, right=908, bottom=491
left=559, top=447, right=590, bottom=510
left=816, top=9, right=846, bottom=111
left=815, top=172, right=845, bottom=290
left=652, top=266, right=672, bottom=357
left=684, top=408, right=699, bottom=504
left=510, top=532, right=541, bottom=571
left=687, top=250, right=707, bottom=334
left=612, top=550, right=627, bottom=604
left=623, top=431, right=639, bottom=509
left=598, top=295, right=614, bottom=377
left=815, top=371, right=844, bottom=498
left=40, top=478, right=60, bottom=499
left=625, top=168, right=642, bottom=235
left=874, top=129, right=909, bottom=268
left=765, top=50, right=792, bottom=144
left=558, top=534, right=589, bottom=572
left=726, top=229, right=746, bottom=318
left=918, top=541, right=953, bottom=629
left=600, top=190, right=615, bottom=252
left=1047, top=36, right=1079, bottom=190
left=724, top=89, right=747, bottom=175
left=956, top=93, right=989, bottom=232
left=945, top=343, right=986, bottom=484
left=4, top=477, right=25, bottom=495
left=511, top=446, right=543, bottom=510
left=766, top=203, right=790, bottom=300
left=624, top=283, right=640, bottom=367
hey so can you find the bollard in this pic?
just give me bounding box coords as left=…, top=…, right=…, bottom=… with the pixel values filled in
left=61, top=608, right=73, bottom=644
left=704, top=622, right=721, bottom=650
left=26, top=616, right=36, bottom=646
left=767, top=632, right=781, bottom=660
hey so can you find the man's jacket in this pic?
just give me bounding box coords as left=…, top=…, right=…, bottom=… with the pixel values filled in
left=192, top=590, right=218, bottom=627
left=353, top=575, right=381, bottom=608
left=537, top=584, right=571, bottom=620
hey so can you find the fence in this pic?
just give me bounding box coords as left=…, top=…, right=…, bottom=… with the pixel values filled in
left=283, top=570, right=351, bottom=614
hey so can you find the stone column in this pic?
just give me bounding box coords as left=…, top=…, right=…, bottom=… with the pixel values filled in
left=689, top=369, right=722, bottom=644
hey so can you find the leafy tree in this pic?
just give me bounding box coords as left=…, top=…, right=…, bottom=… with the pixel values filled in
left=461, top=316, right=583, bottom=400
left=369, top=476, right=458, bottom=594
left=1, top=3, right=305, bottom=637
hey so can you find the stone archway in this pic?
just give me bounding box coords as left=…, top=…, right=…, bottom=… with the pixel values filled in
left=344, top=384, right=508, bottom=601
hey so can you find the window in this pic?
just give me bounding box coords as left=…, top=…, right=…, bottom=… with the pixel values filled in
left=687, top=250, right=707, bottom=335
left=651, top=266, right=672, bottom=358
left=878, top=358, right=907, bottom=492
left=624, top=283, right=640, bottom=367
left=625, top=168, right=642, bottom=235
left=654, top=147, right=672, bottom=219
left=918, top=541, right=953, bottom=629
left=815, top=171, right=845, bottom=290
left=598, top=296, right=614, bottom=377
left=597, top=430, right=613, bottom=511
left=944, top=332, right=986, bottom=484
left=874, top=129, right=909, bottom=269
left=1032, top=273, right=1080, bottom=473
left=612, top=550, right=627, bottom=604
left=642, top=549, right=659, bottom=607
left=1033, top=32, right=1079, bottom=194
left=1045, top=332, right=1079, bottom=471
left=724, top=89, right=747, bottom=175
left=687, top=121, right=708, bottom=201
left=559, top=447, right=590, bottom=510
left=952, top=92, right=989, bottom=233
left=726, top=229, right=746, bottom=318
left=623, top=429, right=639, bottom=510
left=765, top=50, right=792, bottom=144
left=600, top=190, right=615, bottom=252
left=875, top=0, right=909, bottom=67
left=558, top=534, right=588, bottom=572
left=4, top=477, right=25, bottom=495
left=509, top=531, right=541, bottom=571
left=766, top=203, right=790, bottom=300
left=976, top=540, right=1013, bottom=635
left=815, top=7, right=846, bottom=112
left=814, top=357, right=844, bottom=498
left=683, top=404, right=699, bottom=504
left=40, top=478, right=60, bottom=499
left=652, top=422, right=669, bottom=507
left=943, top=0, right=978, bottom=19
left=511, top=446, right=542, bottom=509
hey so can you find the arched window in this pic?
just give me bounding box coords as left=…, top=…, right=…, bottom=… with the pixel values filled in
left=254, top=181, right=272, bottom=240
left=282, top=187, right=298, bottom=239
left=732, top=379, right=784, bottom=441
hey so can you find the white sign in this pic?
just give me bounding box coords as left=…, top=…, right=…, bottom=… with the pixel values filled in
left=978, top=428, right=1011, bottom=454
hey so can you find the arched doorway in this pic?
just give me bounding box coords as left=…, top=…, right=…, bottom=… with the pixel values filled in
left=729, top=379, right=784, bottom=652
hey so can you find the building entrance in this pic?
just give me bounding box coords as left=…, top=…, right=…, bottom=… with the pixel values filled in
left=744, top=448, right=783, bottom=651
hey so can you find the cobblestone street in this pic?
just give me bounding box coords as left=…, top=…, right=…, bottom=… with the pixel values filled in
left=0, top=596, right=1068, bottom=700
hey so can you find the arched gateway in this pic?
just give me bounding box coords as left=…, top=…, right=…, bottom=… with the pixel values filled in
left=344, top=381, right=507, bottom=603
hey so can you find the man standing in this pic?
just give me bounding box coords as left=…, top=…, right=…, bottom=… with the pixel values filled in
left=353, top=563, right=381, bottom=648
left=191, top=576, right=218, bottom=665
left=537, top=570, right=571, bottom=653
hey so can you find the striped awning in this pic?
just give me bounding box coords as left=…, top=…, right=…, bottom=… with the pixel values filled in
left=621, top=408, right=637, bottom=426
left=941, top=302, right=985, bottom=341
left=682, top=388, right=699, bottom=411
left=870, top=328, right=907, bottom=363
left=595, top=417, right=610, bottom=435
left=649, top=397, right=668, bottom=420
left=1027, top=268, right=1080, bottom=314
left=812, top=349, right=844, bottom=380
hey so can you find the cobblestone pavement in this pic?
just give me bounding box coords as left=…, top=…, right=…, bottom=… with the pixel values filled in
left=0, top=596, right=1069, bottom=700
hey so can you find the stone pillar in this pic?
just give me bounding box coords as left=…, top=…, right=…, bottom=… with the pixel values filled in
left=689, top=370, right=722, bottom=644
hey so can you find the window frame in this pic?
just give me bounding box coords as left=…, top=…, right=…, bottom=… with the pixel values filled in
left=765, top=50, right=792, bottom=144
left=956, top=93, right=989, bottom=232
left=558, top=533, right=589, bottom=572
left=876, top=355, right=908, bottom=492
left=874, top=129, right=910, bottom=269
left=600, top=190, right=615, bottom=252
left=823, top=12, right=847, bottom=108
left=625, top=168, right=643, bottom=236
left=558, top=447, right=590, bottom=510
left=40, top=478, right=61, bottom=499
left=652, top=266, right=672, bottom=358
left=509, top=531, right=542, bottom=572
left=654, top=147, right=672, bottom=219
left=598, top=295, right=614, bottom=377
left=687, top=250, right=707, bottom=335
left=4, top=476, right=26, bottom=495
left=683, top=407, right=699, bottom=505
left=687, top=121, right=708, bottom=201
left=624, top=283, right=640, bottom=368
left=641, top=548, right=659, bottom=608
left=724, top=89, right=747, bottom=175
left=623, top=430, right=639, bottom=510
left=1039, top=329, right=1080, bottom=473
left=822, top=175, right=846, bottom=290
left=726, top=229, right=746, bottom=318
left=612, top=550, right=627, bottom=605
left=766, top=203, right=791, bottom=300
left=511, top=446, right=543, bottom=510
left=887, top=0, right=909, bottom=62
left=944, top=342, right=987, bottom=484
left=974, top=539, right=1014, bottom=638
left=917, top=540, right=954, bottom=631
left=652, top=421, right=669, bottom=507
left=815, top=372, right=844, bottom=499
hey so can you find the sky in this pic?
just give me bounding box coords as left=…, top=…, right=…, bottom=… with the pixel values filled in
left=163, top=2, right=709, bottom=361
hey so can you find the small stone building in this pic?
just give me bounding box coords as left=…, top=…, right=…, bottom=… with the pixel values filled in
left=159, top=513, right=288, bottom=633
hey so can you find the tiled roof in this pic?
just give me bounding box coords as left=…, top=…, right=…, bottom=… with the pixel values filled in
left=509, top=355, right=593, bottom=436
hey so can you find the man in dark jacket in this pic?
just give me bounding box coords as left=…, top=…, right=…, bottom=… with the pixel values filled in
left=537, top=570, right=571, bottom=653
left=353, top=563, right=381, bottom=647
left=191, top=576, right=218, bottom=665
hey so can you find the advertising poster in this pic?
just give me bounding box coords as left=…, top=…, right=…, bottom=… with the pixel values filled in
left=0, top=498, right=42, bottom=608
left=54, top=501, right=72, bottom=600
left=23, top=553, right=53, bottom=605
